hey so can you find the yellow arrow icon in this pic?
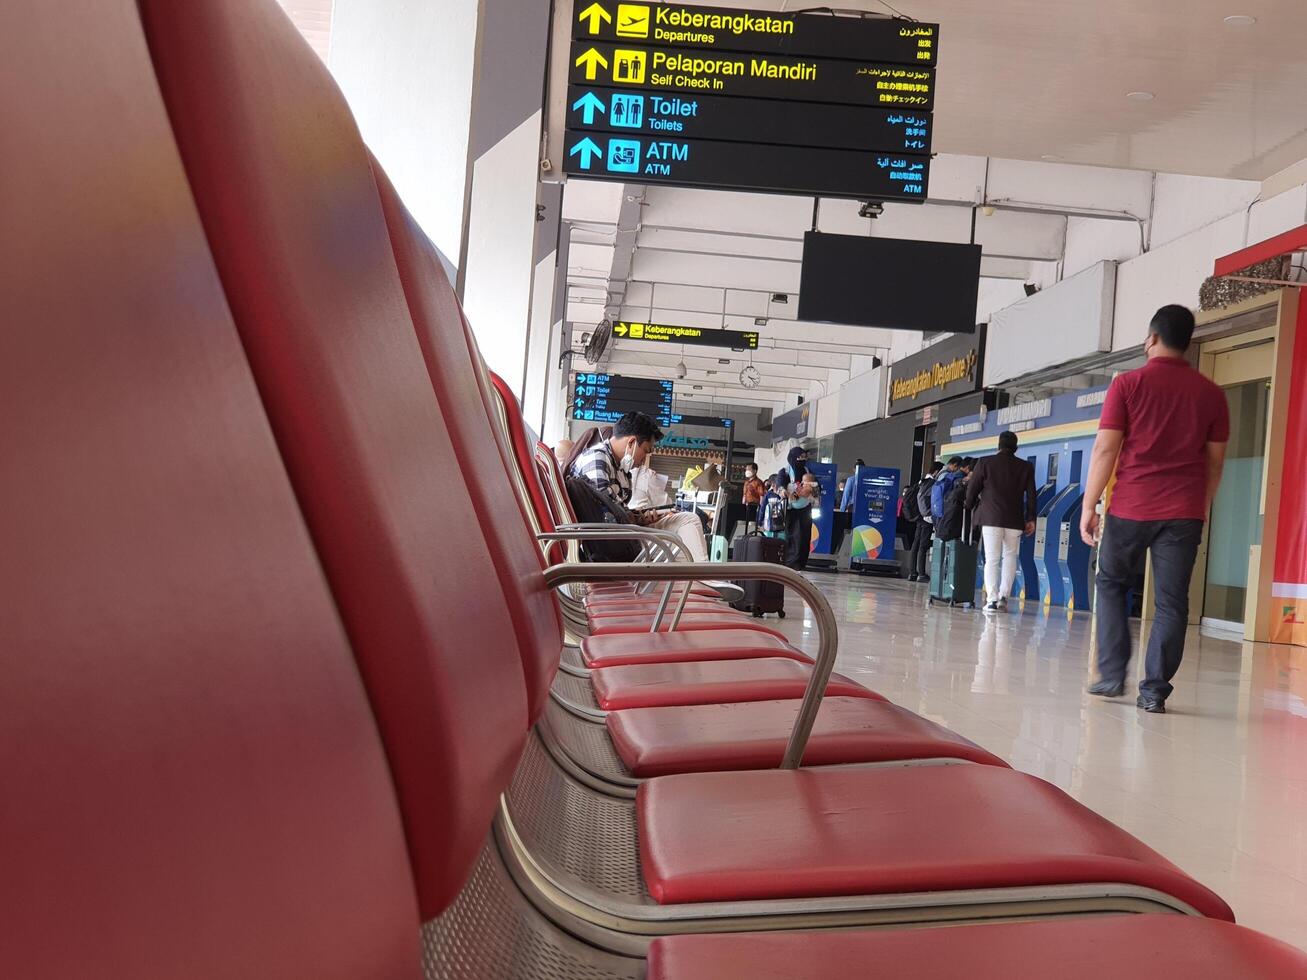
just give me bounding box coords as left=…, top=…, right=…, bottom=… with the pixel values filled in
left=614, top=322, right=629, bottom=336
left=577, top=2, right=612, bottom=34
left=574, top=47, right=609, bottom=81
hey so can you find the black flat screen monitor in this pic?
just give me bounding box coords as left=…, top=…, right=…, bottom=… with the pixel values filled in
left=797, top=232, right=981, bottom=333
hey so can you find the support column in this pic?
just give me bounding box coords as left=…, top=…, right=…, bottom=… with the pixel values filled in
left=329, top=0, right=550, bottom=394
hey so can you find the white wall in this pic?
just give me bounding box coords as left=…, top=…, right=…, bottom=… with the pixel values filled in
left=1112, top=211, right=1248, bottom=350
left=1248, top=185, right=1307, bottom=245
left=987, top=262, right=1115, bottom=385
left=1149, top=174, right=1259, bottom=249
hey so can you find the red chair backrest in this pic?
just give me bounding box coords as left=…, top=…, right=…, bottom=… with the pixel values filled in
left=138, top=0, right=567, bottom=915
left=138, top=0, right=534, bottom=917
left=2, top=1, right=421, bottom=974
left=486, top=372, right=568, bottom=564
left=537, top=440, right=582, bottom=525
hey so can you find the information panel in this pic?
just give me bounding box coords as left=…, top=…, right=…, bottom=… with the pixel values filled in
left=567, top=89, right=931, bottom=154
left=573, top=3, right=939, bottom=66
left=566, top=131, right=928, bottom=200
left=572, top=373, right=673, bottom=422
left=569, top=41, right=934, bottom=108
left=563, top=2, right=940, bottom=200
left=614, top=320, right=759, bottom=349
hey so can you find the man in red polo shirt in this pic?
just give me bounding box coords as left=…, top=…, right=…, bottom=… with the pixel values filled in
left=1081, top=305, right=1229, bottom=713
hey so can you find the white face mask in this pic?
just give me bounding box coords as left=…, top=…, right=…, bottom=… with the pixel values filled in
left=620, top=443, right=637, bottom=473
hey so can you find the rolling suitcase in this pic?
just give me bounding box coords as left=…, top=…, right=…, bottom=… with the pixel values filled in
left=928, top=512, right=978, bottom=608
left=730, top=533, right=787, bottom=618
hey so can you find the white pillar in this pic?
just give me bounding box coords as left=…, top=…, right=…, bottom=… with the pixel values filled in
left=329, top=0, right=549, bottom=395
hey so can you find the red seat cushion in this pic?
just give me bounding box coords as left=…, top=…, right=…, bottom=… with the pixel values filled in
left=608, top=698, right=1005, bottom=776
left=581, top=629, right=808, bottom=668
left=647, top=917, right=1307, bottom=980
left=588, top=613, right=788, bottom=640
left=636, top=766, right=1232, bottom=920
left=586, top=597, right=729, bottom=613
left=589, top=584, right=723, bottom=599
left=591, top=659, right=882, bottom=710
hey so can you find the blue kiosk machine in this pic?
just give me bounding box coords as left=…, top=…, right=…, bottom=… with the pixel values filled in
left=848, top=466, right=901, bottom=576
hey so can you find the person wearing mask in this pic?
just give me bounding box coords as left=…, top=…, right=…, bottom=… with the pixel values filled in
left=569, top=411, right=709, bottom=562
left=909, top=461, right=944, bottom=582
left=967, top=431, right=1038, bottom=613
left=1082, top=305, right=1228, bottom=713
left=840, top=459, right=866, bottom=511
left=741, top=464, right=766, bottom=528
left=783, top=446, right=818, bottom=570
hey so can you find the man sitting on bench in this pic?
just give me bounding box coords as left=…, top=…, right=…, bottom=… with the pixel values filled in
left=570, top=411, right=709, bottom=562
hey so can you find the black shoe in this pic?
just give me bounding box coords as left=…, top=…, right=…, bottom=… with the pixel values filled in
left=918, top=574, right=930, bottom=583
left=1137, top=695, right=1166, bottom=714
left=907, top=574, right=919, bottom=582
left=1087, top=680, right=1125, bottom=698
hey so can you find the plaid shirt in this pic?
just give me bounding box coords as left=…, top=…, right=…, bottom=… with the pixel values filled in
left=570, top=441, right=632, bottom=504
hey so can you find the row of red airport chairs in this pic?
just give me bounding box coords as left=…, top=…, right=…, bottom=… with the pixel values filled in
left=4, top=0, right=1306, bottom=976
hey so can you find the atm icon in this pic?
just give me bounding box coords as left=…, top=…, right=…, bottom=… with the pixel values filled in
left=607, top=138, right=642, bottom=174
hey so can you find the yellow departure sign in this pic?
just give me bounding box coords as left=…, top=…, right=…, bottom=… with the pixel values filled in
left=573, top=2, right=938, bottom=67
left=614, top=321, right=759, bottom=350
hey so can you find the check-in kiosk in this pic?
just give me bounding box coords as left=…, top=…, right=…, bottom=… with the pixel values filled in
left=1038, top=484, right=1082, bottom=608
left=1013, top=476, right=1059, bottom=601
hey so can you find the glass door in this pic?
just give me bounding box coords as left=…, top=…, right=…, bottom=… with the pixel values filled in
left=1201, top=342, right=1273, bottom=632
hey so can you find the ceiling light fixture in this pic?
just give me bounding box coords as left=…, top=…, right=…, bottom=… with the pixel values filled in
left=1126, top=91, right=1155, bottom=102
left=1223, top=14, right=1257, bottom=26
left=1040, top=154, right=1063, bottom=162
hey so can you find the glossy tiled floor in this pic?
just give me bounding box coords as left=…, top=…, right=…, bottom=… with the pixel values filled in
left=772, top=572, right=1307, bottom=950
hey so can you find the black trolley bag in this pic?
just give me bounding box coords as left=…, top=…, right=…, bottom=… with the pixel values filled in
left=730, top=532, right=787, bottom=618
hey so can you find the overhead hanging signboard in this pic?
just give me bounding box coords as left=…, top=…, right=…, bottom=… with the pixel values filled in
left=613, top=320, right=760, bottom=350
left=562, top=2, right=940, bottom=201
left=574, top=2, right=938, bottom=64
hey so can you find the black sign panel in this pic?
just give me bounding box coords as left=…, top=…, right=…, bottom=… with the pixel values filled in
left=570, top=41, right=934, bottom=109
left=570, top=373, right=736, bottom=428
left=564, top=131, right=928, bottom=202
left=566, top=87, right=931, bottom=154
left=572, top=373, right=673, bottom=422
left=887, top=331, right=985, bottom=415
left=614, top=320, right=759, bottom=349
left=798, top=233, right=981, bottom=332
left=573, top=2, right=938, bottom=66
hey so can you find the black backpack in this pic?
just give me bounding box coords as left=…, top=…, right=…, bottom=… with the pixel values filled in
left=564, top=476, right=640, bottom=562
left=900, top=481, right=922, bottom=522
left=937, top=478, right=968, bottom=542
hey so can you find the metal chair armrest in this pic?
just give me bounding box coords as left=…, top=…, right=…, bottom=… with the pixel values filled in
left=542, top=561, right=836, bottom=769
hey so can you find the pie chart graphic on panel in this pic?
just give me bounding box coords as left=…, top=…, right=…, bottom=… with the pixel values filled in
left=850, top=524, right=884, bottom=561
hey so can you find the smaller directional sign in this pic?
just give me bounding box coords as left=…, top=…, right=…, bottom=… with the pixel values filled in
left=566, top=87, right=931, bottom=154
left=568, top=40, right=934, bottom=109
left=564, top=131, right=929, bottom=202
left=614, top=321, right=759, bottom=350
left=572, top=2, right=939, bottom=67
